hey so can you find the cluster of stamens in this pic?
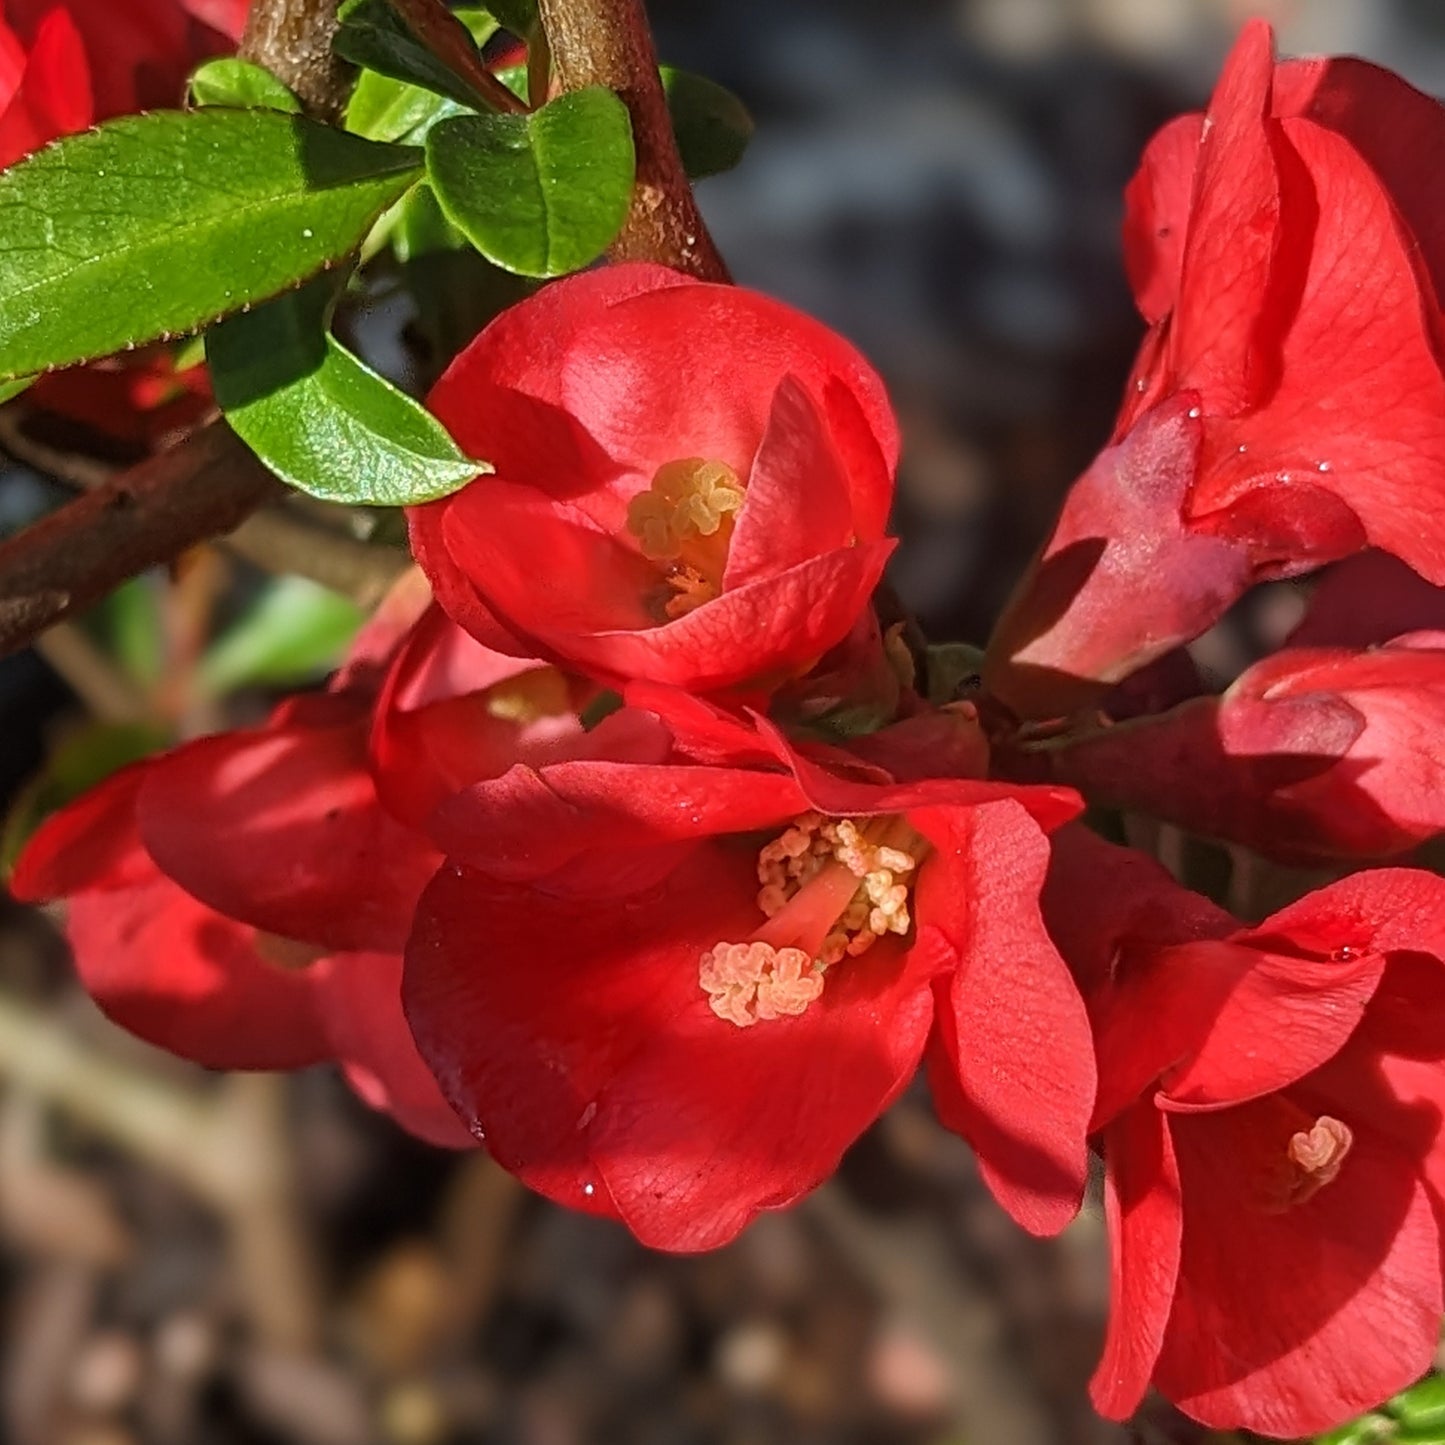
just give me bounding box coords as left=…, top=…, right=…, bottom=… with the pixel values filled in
left=624, top=458, right=745, bottom=620
left=756, top=813, right=917, bottom=964
left=699, top=812, right=922, bottom=1028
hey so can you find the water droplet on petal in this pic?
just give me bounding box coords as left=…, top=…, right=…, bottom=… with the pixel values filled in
left=1187, top=406, right=1201, bottom=419
left=1317, top=460, right=1332, bottom=473
left=583, top=1182, right=596, bottom=1197
left=1236, top=444, right=1248, bottom=454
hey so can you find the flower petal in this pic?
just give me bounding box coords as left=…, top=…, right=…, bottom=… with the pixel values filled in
left=1155, top=1099, right=1441, bottom=1437
left=1090, top=1105, right=1183, bottom=1420
left=917, top=800, right=1095, bottom=1234
left=137, top=717, right=439, bottom=953
left=319, top=951, right=475, bottom=1150
left=67, top=869, right=330, bottom=1071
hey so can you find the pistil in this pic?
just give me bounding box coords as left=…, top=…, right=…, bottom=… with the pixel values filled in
left=698, top=812, right=928, bottom=1027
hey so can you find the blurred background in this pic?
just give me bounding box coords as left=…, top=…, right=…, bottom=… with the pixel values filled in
left=3, top=1, right=1444, bottom=1442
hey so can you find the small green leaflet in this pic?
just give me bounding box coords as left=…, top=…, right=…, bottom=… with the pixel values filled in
left=661, top=67, right=753, bottom=179
left=207, top=277, right=485, bottom=506
left=426, top=87, right=634, bottom=278
left=335, top=0, right=499, bottom=111
left=0, top=110, right=423, bottom=380
left=188, top=58, right=302, bottom=112
left=486, top=63, right=751, bottom=181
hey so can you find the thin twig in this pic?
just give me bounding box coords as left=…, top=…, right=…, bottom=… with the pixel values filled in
left=0, top=423, right=284, bottom=659
left=31, top=624, right=148, bottom=723
left=537, top=0, right=730, bottom=280
left=384, top=0, right=530, bottom=114
left=0, top=413, right=411, bottom=614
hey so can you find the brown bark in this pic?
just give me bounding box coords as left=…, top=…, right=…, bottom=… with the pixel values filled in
left=0, top=425, right=286, bottom=656
left=241, top=0, right=355, bottom=124
left=537, top=0, right=730, bottom=281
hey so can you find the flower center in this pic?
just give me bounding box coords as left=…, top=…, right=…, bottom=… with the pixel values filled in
left=1283, top=1115, right=1353, bottom=1207
left=624, top=457, right=744, bottom=621
left=698, top=812, right=925, bottom=1028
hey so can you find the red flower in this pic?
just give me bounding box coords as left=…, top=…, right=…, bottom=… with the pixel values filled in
left=8, top=599, right=585, bottom=1149
left=411, top=263, right=899, bottom=695
left=404, top=703, right=1092, bottom=1249
left=0, top=7, right=89, bottom=167
left=988, top=21, right=1445, bottom=715
left=1041, top=631, right=1445, bottom=864
left=1047, top=830, right=1445, bottom=1436
left=4, top=0, right=242, bottom=123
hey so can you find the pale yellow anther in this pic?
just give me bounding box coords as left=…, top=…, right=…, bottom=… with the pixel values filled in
left=704, top=813, right=927, bottom=1028
left=699, top=942, right=824, bottom=1027
left=626, top=457, right=744, bottom=561
left=1285, top=1115, right=1354, bottom=1206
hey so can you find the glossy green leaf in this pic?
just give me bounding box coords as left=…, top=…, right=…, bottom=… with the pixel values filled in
left=0, top=110, right=423, bottom=380
left=0, top=375, right=33, bottom=405
left=347, top=69, right=454, bottom=144
left=343, top=7, right=499, bottom=141
left=197, top=576, right=366, bottom=696
left=188, top=57, right=301, bottom=111
left=661, top=67, right=753, bottom=179
left=335, top=0, right=498, bottom=110
left=207, top=277, right=484, bottom=505
left=488, top=62, right=748, bottom=181
left=426, top=87, right=633, bottom=277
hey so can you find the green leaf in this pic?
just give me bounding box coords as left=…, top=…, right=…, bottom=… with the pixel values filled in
left=2, top=721, right=169, bottom=872
left=1396, top=1377, right=1445, bottom=1429
left=207, top=276, right=484, bottom=505
left=426, top=87, right=633, bottom=277
left=335, top=0, right=498, bottom=110
left=661, top=67, right=753, bottom=179
left=0, top=110, right=423, bottom=380
left=347, top=68, right=456, bottom=144
left=481, top=0, right=537, bottom=38
left=188, top=57, right=302, bottom=112
left=0, top=375, right=33, bottom=405
left=197, top=576, right=366, bottom=696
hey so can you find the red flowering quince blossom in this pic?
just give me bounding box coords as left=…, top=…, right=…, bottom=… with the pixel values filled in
left=8, top=593, right=599, bottom=1149
left=1044, top=828, right=1445, bottom=1437
left=404, top=697, right=1094, bottom=1251
left=988, top=20, right=1445, bottom=714
left=1039, top=630, right=1445, bottom=864
left=410, top=262, right=899, bottom=695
